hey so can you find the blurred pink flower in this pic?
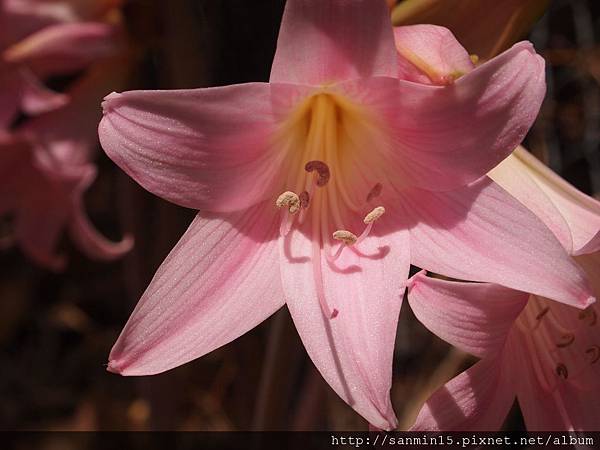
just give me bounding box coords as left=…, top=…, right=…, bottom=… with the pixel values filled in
left=0, top=0, right=121, bottom=127
left=0, top=60, right=133, bottom=270
left=99, top=1, right=592, bottom=429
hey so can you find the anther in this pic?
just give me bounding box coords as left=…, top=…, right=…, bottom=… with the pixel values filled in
left=555, top=363, right=569, bottom=379
left=299, top=191, right=310, bottom=209
left=536, top=307, right=550, bottom=321
left=366, top=183, right=382, bottom=202
left=585, top=345, right=600, bottom=364
left=276, top=191, right=301, bottom=214
left=364, top=206, right=385, bottom=224
left=333, top=230, right=358, bottom=246
left=470, top=54, right=479, bottom=64
left=578, top=307, right=597, bottom=326
left=305, top=160, right=330, bottom=187
left=556, top=333, right=575, bottom=348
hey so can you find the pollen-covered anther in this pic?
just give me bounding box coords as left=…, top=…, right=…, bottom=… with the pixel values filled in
left=556, top=333, right=575, bottom=348
left=305, top=160, right=330, bottom=187
left=366, top=183, right=382, bottom=202
left=586, top=345, right=600, bottom=364
left=333, top=230, right=358, bottom=246
left=363, top=206, right=385, bottom=224
left=276, top=191, right=301, bottom=214
left=533, top=306, right=550, bottom=329
left=556, top=363, right=569, bottom=379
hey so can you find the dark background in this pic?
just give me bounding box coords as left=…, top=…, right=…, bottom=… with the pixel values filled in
left=0, top=0, right=598, bottom=431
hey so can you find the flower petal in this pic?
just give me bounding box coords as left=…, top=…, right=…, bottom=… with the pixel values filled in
left=270, top=0, right=397, bottom=85
left=108, top=202, right=284, bottom=375
left=488, top=149, right=574, bottom=253
left=68, top=197, right=133, bottom=261
left=280, top=215, right=410, bottom=430
left=516, top=340, right=600, bottom=431
left=404, top=177, right=595, bottom=308
left=491, top=147, right=600, bottom=256
left=99, top=83, right=303, bottom=212
left=18, top=69, right=69, bottom=114
left=385, top=42, right=545, bottom=191
left=407, top=272, right=527, bottom=357
left=3, top=22, right=118, bottom=76
left=391, top=0, right=550, bottom=60
left=393, top=25, right=474, bottom=85
left=411, top=351, right=516, bottom=431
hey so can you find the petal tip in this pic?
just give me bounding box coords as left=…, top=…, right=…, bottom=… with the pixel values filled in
left=583, top=295, right=596, bottom=309
left=101, top=92, right=123, bottom=113
left=106, top=359, right=122, bottom=374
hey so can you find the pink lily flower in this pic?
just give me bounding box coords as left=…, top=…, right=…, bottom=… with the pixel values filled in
left=0, top=0, right=121, bottom=127
left=408, top=148, right=600, bottom=431
left=99, top=1, right=593, bottom=429
left=0, top=59, right=133, bottom=270
left=408, top=266, right=600, bottom=430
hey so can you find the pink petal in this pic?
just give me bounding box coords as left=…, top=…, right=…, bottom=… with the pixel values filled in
left=393, top=25, right=474, bottom=85
left=3, top=22, right=118, bottom=76
left=18, top=69, right=69, bottom=114
left=0, top=69, right=67, bottom=125
left=23, top=57, right=134, bottom=166
left=488, top=149, right=574, bottom=253
left=99, top=83, right=302, bottom=212
left=404, top=177, right=595, bottom=308
left=411, top=350, right=516, bottom=431
left=108, top=202, right=284, bottom=375
left=390, top=0, right=550, bottom=60
left=407, top=272, right=527, bottom=357
left=68, top=196, right=133, bottom=261
left=491, top=147, right=600, bottom=256
left=15, top=198, right=69, bottom=271
left=386, top=42, right=545, bottom=191
left=280, top=217, right=410, bottom=430
left=575, top=251, right=600, bottom=298
left=270, top=0, right=397, bottom=85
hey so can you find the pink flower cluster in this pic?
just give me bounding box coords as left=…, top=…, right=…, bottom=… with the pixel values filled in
left=97, top=0, right=599, bottom=430
left=0, top=0, right=131, bottom=270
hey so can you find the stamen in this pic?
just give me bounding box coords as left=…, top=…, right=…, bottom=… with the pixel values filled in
left=276, top=191, right=301, bottom=214
left=555, top=363, right=569, bottom=380
left=355, top=206, right=386, bottom=245
left=586, top=345, right=600, bottom=364
left=366, top=183, right=382, bottom=202
left=470, top=54, right=479, bottom=64
left=332, top=230, right=357, bottom=246
left=305, top=160, right=330, bottom=186
left=311, top=239, right=338, bottom=319
left=364, top=206, right=385, bottom=224
left=299, top=191, right=310, bottom=209
left=533, top=306, right=550, bottom=330
left=536, top=306, right=550, bottom=321
left=556, top=333, right=575, bottom=348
